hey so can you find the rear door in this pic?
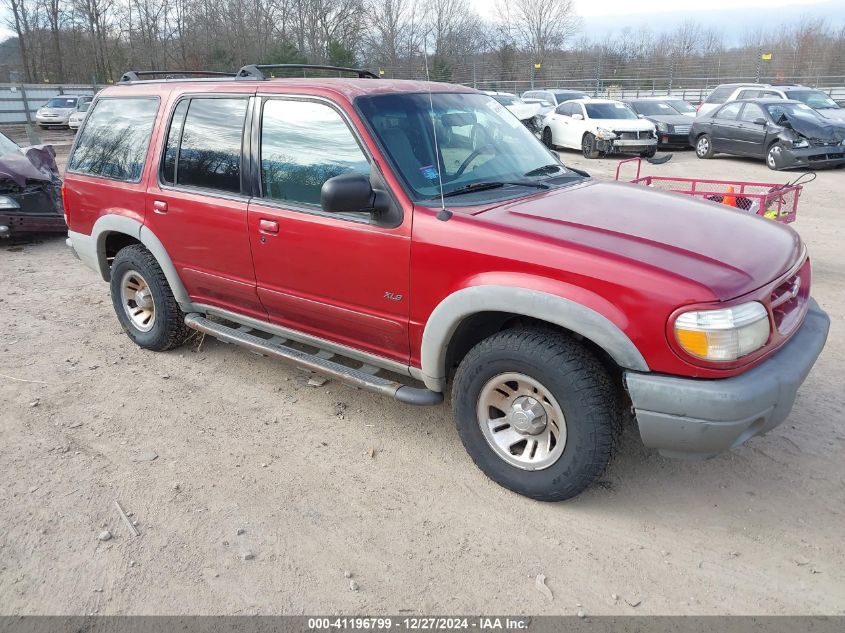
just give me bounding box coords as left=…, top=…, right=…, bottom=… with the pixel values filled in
left=709, top=102, right=743, bottom=153
left=144, top=91, right=265, bottom=318
left=246, top=96, right=411, bottom=364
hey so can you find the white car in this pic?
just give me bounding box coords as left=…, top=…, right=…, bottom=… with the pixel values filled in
left=484, top=92, right=542, bottom=123
left=35, top=95, right=93, bottom=128
left=541, top=99, right=657, bottom=158
left=68, top=101, right=91, bottom=130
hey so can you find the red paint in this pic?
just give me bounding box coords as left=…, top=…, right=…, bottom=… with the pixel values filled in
left=64, top=78, right=809, bottom=380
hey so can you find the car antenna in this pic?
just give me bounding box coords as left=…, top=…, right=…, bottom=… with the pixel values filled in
left=422, top=38, right=452, bottom=222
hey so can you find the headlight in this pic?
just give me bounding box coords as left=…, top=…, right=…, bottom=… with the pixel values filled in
left=595, top=127, right=617, bottom=140
left=674, top=301, right=770, bottom=361
left=656, top=121, right=669, bottom=132
left=0, top=195, right=21, bottom=210
left=792, top=139, right=809, bottom=148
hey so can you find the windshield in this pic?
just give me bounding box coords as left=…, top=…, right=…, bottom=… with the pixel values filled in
left=45, top=97, right=77, bottom=108
left=356, top=92, right=577, bottom=201
left=0, top=131, right=19, bottom=156
left=766, top=102, right=824, bottom=123
left=78, top=102, right=90, bottom=112
left=585, top=103, right=638, bottom=120
left=553, top=92, right=586, bottom=103
left=787, top=90, right=839, bottom=109
left=666, top=100, right=696, bottom=114
left=630, top=101, right=678, bottom=116
left=491, top=95, right=518, bottom=106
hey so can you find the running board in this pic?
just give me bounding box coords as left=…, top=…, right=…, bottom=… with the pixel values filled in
left=184, top=314, right=443, bottom=406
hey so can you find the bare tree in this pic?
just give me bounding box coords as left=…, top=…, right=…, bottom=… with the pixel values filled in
left=495, top=0, right=578, bottom=64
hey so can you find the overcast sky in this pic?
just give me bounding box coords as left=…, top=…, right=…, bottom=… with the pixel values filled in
left=472, top=0, right=830, bottom=19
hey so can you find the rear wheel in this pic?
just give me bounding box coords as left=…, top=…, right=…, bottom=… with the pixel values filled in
left=452, top=328, right=617, bottom=501
left=542, top=127, right=554, bottom=149
left=109, top=244, right=191, bottom=351
left=582, top=133, right=600, bottom=159
left=695, top=134, right=714, bottom=159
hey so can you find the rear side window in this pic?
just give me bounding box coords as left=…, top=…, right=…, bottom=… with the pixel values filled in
left=705, top=86, right=737, bottom=104
left=715, top=102, right=743, bottom=120
left=68, top=97, right=159, bottom=182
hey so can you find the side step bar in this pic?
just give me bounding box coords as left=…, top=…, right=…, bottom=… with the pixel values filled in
left=184, top=314, right=443, bottom=406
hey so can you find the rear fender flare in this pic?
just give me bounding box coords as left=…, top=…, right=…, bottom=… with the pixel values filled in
left=91, top=215, right=193, bottom=310
left=420, top=285, right=649, bottom=392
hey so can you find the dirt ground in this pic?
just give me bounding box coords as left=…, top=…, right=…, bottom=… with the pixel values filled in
left=1, top=127, right=843, bottom=616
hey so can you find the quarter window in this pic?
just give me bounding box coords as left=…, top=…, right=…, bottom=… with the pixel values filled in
left=68, top=97, right=159, bottom=182
left=260, top=99, right=370, bottom=207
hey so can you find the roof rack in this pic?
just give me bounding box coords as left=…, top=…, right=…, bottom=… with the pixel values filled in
left=118, top=70, right=237, bottom=83
left=236, top=64, right=379, bottom=80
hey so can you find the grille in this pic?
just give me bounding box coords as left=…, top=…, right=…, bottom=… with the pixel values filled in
left=614, top=130, right=651, bottom=140
left=673, top=124, right=692, bottom=135
left=770, top=261, right=809, bottom=335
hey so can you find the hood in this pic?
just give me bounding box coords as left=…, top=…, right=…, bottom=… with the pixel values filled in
left=644, top=114, right=693, bottom=126
left=39, top=107, right=74, bottom=113
left=815, top=107, right=845, bottom=123
left=506, top=102, right=542, bottom=121
left=481, top=180, right=801, bottom=300
left=779, top=114, right=845, bottom=143
left=0, top=145, right=59, bottom=187
left=592, top=118, right=655, bottom=132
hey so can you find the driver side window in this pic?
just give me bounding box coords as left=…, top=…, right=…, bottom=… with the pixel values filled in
left=715, top=103, right=743, bottom=120
left=739, top=103, right=766, bottom=123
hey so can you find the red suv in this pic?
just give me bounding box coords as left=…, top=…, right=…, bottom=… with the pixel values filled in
left=64, top=65, right=829, bottom=501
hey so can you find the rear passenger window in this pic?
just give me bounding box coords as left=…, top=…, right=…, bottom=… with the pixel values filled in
left=260, top=99, right=370, bottom=207
left=162, top=97, right=247, bottom=194
left=68, top=97, right=159, bottom=182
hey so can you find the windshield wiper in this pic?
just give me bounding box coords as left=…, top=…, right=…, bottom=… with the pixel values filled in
left=523, top=164, right=564, bottom=177
left=440, top=180, right=549, bottom=198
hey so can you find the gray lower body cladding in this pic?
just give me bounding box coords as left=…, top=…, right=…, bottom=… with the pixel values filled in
left=625, top=298, right=829, bottom=458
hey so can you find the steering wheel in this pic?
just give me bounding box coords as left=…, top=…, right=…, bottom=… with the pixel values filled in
left=456, top=143, right=495, bottom=176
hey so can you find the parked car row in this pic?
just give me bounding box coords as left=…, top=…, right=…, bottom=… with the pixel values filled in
left=35, top=94, right=93, bottom=128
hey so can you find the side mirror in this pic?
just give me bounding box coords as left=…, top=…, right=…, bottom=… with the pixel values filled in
left=753, top=117, right=767, bottom=126
left=321, top=172, right=380, bottom=214
left=637, top=114, right=645, bottom=118
left=572, top=113, right=584, bottom=120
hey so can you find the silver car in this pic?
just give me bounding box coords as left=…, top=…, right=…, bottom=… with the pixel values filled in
left=35, top=95, right=93, bottom=128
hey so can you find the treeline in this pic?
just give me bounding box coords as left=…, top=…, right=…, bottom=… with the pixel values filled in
left=1, top=0, right=844, bottom=89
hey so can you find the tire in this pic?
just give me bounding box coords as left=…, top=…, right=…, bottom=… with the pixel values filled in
left=109, top=244, right=191, bottom=352
left=640, top=146, right=657, bottom=158
left=582, top=133, right=600, bottom=159
left=695, top=134, right=714, bottom=159
left=542, top=127, right=554, bottom=149
left=452, top=328, right=617, bottom=501
left=766, top=142, right=785, bottom=171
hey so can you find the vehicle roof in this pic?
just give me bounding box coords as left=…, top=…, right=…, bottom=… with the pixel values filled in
left=531, top=88, right=589, bottom=93
left=566, top=98, right=621, bottom=104
left=736, top=98, right=804, bottom=105
left=105, top=78, right=478, bottom=100
left=484, top=90, right=515, bottom=96
left=627, top=96, right=691, bottom=101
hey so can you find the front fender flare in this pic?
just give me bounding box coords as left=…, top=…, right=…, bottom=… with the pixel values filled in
left=419, top=285, right=649, bottom=392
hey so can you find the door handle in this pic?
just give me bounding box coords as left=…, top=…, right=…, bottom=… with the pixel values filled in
left=259, top=218, right=279, bottom=234
left=153, top=200, right=168, bottom=214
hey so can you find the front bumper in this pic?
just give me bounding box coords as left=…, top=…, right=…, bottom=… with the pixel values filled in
left=597, top=138, right=657, bottom=154
left=657, top=133, right=691, bottom=147
left=35, top=114, right=70, bottom=126
left=0, top=213, right=66, bottom=236
left=625, top=299, right=829, bottom=458
left=776, top=145, right=845, bottom=170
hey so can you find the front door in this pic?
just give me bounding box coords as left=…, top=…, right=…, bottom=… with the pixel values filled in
left=709, top=102, right=744, bottom=153
left=735, top=103, right=771, bottom=157
left=247, top=96, right=411, bottom=364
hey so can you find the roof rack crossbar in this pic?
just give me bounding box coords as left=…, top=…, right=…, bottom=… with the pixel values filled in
left=119, top=70, right=237, bottom=83
left=236, top=64, right=379, bottom=80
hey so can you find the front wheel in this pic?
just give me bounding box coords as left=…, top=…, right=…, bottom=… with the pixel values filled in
left=542, top=127, right=554, bottom=149
left=582, top=133, right=600, bottom=159
left=109, top=244, right=192, bottom=351
left=640, top=146, right=657, bottom=158
left=695, top=134, right=714, bottom=159
left=452, top=328, right=618, bottom=501
left=767, top=143, right=785, bottom=170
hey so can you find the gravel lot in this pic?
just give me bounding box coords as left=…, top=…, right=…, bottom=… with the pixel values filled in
left=1, top=127, right=843, bottom=616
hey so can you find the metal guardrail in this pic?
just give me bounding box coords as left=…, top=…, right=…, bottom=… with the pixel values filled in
left=0, top=84, right=100, bottom=124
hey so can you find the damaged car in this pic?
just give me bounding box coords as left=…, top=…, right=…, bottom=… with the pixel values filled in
left=541, top=98, right=657, bottom=158
left=484, top=91, right=546, bottom=134
left=691, top=98, right=845, bottom=170
left=0, top=131, right=65, bottom=238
